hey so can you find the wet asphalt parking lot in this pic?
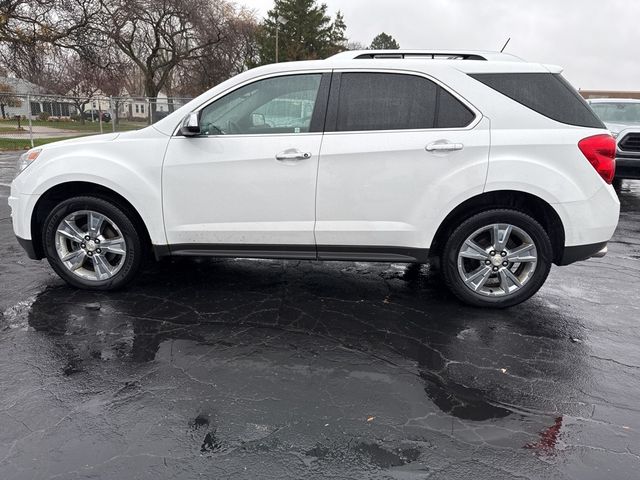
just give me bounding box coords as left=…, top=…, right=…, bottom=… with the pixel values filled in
left=1, top=151, right=640, bottom=479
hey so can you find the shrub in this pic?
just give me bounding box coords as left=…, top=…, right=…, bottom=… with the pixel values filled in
left=38, top=111, right=50, bottom=121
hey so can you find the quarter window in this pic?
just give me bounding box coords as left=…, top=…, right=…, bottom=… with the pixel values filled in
left=471, top=73, right=604, bottom=128
left=199, top=74, right=323, bottom=135
left=334, top=72, right=474, bottom=132
left=437, top=87, right=476, bottom=128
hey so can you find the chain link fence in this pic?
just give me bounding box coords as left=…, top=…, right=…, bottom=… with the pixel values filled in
left=0, top=92, right=193, bottom=149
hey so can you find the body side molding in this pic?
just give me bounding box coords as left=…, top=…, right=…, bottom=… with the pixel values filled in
left=153, top=244, right=430, bottom=263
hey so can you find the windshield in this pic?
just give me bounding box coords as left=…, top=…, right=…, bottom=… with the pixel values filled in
left=590, top=102, right=640, bottom=125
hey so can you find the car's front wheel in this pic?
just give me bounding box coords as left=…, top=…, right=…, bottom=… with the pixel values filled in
left=441, top=209, right=553, bottom=308
left=42, top=196, right=143, bottom=290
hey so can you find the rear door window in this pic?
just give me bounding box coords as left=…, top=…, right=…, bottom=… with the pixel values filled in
left=332, top=72, right=475, bottom=132
left=471, top=73, right=604, bottom=128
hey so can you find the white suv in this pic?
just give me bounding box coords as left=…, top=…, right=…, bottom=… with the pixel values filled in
left=9, top=50, right=620, bottom=307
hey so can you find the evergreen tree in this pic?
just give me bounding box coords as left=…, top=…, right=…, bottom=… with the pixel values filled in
left=257, top=0, right=347, bottom=64
left=369, top=32, right=400, bottom=50
left=328, top=11, right=347, bottom=55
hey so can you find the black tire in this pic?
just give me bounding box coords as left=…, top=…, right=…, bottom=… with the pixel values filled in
left=612, top=178, right=623, bottom=192
left=441, top=209, right=553, bottom=308
left=42, top=196, right=143, bottom=290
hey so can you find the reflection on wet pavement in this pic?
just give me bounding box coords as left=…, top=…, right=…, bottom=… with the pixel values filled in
left=1, top=153, right=640, bottom=479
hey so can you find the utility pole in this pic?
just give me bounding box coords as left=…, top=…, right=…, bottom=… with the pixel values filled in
left=110, top=96, right=115, bottom=132
left=275, top=13, right=288, bottom=63
left=26, top=94, right=33, bottom=148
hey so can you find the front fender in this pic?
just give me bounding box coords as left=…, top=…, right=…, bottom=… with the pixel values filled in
left=14, top=133, right=169, bottom=245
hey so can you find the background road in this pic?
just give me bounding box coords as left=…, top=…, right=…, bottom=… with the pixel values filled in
left=1, top=151, right=639, bottom=479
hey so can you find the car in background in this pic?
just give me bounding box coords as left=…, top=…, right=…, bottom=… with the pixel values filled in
left=82, top=110, right=112, bottom=123
left=588, top=98, right=640, bottom=185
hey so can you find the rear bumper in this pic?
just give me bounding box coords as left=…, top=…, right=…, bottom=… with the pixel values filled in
left=555, top=184, right=619, bottom=247
left=559, top=241, right=608, bottom=266
left=554, top=184, right=617, bottom=266
left=15, top=236, right=40, bottom=260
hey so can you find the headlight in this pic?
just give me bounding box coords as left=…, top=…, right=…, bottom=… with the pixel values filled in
left=15, top=149, right=42, bottom=177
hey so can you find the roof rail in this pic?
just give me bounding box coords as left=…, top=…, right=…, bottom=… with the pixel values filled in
left=328, top=50, right=525, bottom=62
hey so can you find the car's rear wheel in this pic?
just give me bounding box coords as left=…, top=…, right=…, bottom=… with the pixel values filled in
left=441, top=209, right=553, bottom=308
left=42, top=196, right=143, bottom=290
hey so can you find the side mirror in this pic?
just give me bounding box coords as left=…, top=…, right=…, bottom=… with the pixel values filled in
left=180, top=112, right=201, bottom=136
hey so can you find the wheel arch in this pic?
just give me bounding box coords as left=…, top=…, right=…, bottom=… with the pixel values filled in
left=31, top=181, right=153, bottom=260
left=429, top=190, right=565, bottom=265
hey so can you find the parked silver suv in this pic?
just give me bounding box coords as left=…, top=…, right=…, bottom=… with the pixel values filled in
left=588, top=98, right=640, bottom=184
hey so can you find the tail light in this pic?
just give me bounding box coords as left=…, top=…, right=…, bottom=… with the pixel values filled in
left=578, top=134, right=616, bottom=184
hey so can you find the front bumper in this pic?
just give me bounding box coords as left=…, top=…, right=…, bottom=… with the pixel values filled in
left=8, top=183, right=41, bottom=258
left=9, top=182, right=40, bottom=259
left=615, top=153, right=640, bottom=180
left=615, top=128, right=640, bottom=179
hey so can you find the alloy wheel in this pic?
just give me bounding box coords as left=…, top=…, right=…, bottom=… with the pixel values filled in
left=54, top=210, right=127, bottom=281
left=456, top=223, right=538, bottom=297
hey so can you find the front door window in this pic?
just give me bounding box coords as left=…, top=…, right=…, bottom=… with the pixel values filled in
left=199, top=74, right=323, bottom=135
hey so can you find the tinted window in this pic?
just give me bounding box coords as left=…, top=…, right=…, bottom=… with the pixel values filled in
left=471, top=73, right=604, bottom=128
left=199, top=74, right=322, bottom=135
left=336, top=73, right=436, bottom=131
left=335, top=73, right=474, bottom=132
left=437, top=87, right=475, bottom=128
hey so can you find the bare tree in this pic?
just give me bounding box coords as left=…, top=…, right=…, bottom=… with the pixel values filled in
left=1, top=0, right=259, bottom=123
left=346, top=41, right=367, bottom=51
left=49, top=52, right=123, bottom=124
left=0, top=0, right=102, bottom=48
left=0, top=42, right=55, bottom=88
left=62, top=60, right=100, bottom=124
left=96, top=0, right=242, bottom=120
left=173, top=7, right=259, bottom=96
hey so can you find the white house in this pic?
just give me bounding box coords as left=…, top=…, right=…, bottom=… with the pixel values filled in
left=115, top=91, right=171, bottom=120
left=0, top=77, right=76, bottom=119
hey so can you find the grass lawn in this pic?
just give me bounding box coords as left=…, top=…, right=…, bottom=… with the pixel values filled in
left=0, top=119, right=146, bottom=133
left=0, top=136, right=87, bottom=151
left=0, top=126, right=28, bottom=133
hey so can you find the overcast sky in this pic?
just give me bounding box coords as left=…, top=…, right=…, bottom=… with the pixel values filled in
left=239, top=0, right=639, bottom=91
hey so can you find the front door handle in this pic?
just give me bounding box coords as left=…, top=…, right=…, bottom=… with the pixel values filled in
left=425, top=142, right=464, bottom=152
left=276, top=149, right=312, bottom=161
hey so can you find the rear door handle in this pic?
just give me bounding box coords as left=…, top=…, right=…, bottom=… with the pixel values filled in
left=426, top=142, right=464, bottom=152
left=276, top=149, right=312, bottom=161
